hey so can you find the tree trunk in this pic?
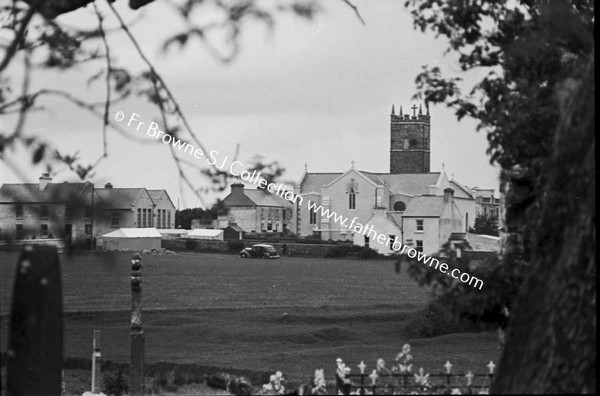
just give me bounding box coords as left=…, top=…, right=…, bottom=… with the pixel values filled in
left=491, top=57, right=596, bottom=393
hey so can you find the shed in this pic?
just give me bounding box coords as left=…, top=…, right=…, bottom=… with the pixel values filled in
left=184, top=229, right=224, bottom=241
left=102, top=228, right=162, bottom=251
left=223, top=224, right=245, bottom=240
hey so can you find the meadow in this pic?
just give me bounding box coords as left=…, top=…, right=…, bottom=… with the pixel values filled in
left=0, top=250, right=499, bottom=392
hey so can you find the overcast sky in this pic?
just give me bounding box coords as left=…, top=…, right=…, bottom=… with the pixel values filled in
left=0, top=0, right=500, bottom=209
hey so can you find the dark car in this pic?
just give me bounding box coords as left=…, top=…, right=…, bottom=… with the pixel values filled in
left=239, top=244, right=280, bottom=259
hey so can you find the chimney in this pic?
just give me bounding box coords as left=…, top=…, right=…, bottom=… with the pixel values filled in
left=443, top=187, right=455, bottom=203
left=105, top=183, right=113, bottom=189
left=231, top=183, right=245, bottom=196
left=39, top=173, right=52, bottom=191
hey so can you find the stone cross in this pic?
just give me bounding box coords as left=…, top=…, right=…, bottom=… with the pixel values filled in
left=369, top=370, right=378, bottom=385
left=465, top=371, right=474, bottom=386
left=487, top=361, right=496, bottom=374
left=358, top=361, right=366, bottom=374
left=444, top=360, right=453, bottom=374
left=411, top=104, right=418, bottom=116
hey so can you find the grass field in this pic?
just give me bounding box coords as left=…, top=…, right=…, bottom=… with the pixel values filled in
left=0, top=250, right=500, bottom=393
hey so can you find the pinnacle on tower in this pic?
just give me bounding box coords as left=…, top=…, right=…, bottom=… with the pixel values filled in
left=418, top=104, right=423, bottom=116
left=391, top=104, right=395, bottom=115
left=399, top=106, right=403, bottom=116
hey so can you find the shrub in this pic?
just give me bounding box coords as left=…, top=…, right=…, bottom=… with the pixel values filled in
left=103, top=369, right=129, bottom=396
left=228, top=241, right=245, bottom=252
left=358, top=246, right=381, bottom=260
left=324, top=245, right=350, bottom=258
left=184, top=239, right=198, bottom=250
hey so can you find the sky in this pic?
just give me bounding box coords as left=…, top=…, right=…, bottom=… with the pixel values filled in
left=0, top=0, right=500, bottom=209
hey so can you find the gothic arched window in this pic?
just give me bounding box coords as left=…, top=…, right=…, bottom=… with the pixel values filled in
left=403, top=138, right=409, bottom=149
left=347, top=179, right=358, bottom=209
left=393, top=201, right=406, bottom=211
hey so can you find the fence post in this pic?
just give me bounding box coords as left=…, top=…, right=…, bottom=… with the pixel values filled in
left=130, top=253, right=145, bottom=395
left=7, top=244, right=64, bottom=395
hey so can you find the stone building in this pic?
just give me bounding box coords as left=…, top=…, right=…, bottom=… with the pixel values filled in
left=0, top=175, right=176, bottom=243
left=293, top=104, right=479, bottom=254
left=218, top=183, right=293, bottom=233
left=0, top=173, right=95, bottom=241
left=471, top=187, right=501, bottom=219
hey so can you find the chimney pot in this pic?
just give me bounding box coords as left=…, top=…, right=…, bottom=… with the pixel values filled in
left=39, top=173, right=52, bottom=191
left=105, top=183, right=113, bottom=189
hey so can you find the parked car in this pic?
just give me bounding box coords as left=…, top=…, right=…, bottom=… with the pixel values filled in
left=239, top=244, right=280, bottom=259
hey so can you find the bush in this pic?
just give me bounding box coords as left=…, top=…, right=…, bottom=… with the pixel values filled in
left=358, top=246, right=381, bottom=260
left=184, top=239, right=198, bottom=250
left=324, top=245, right=350, bottom=258
left=103, top=369, right=129, bottom=396
left=228, top=241, right=245, bottom=252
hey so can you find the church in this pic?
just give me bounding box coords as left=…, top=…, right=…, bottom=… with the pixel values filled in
left=292, top=104, right=476, bottom=254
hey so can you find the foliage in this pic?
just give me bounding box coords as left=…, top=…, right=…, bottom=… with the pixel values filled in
left=227, top=240, right=245, bottom=252
left=102, top=369, right=129, bottom=396
left=176, top=200, right=226, bottom=229
left=469, top=215, right=499, bottom=236
left=405, top=0, right=594, bottom=334
left=184, top=239, right=198, bottom=250
left=324, top=244, right=382, bottom=259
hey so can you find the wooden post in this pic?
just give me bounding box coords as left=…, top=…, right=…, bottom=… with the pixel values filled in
left=91, top=330, right=102, bottom=393
left=130, top=254, right=145, bottom=395
left=7, top=244, right=63, bottom=395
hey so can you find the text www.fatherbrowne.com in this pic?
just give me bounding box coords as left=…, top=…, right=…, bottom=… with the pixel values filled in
left=116, top=111, right=484, bottom=290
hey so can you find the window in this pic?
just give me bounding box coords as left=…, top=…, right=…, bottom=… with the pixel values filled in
left=275, top=210, right=279, bottom=220
left=142, top=209, right=147, bottom=227
left=349, top=193, right=356, bottom=209
left=157, top=210, right=161, bottom=229
left=84, top=206, right=92, bottom=220
left=309, top=203, right=317, bottom=224
left=364, top=236, right=370, bottom=248
left=40, top=205, right=49, bottom=220
left=260, top=208, right=264, bottom=219
left=393, top=201, right=406, bottom=211
left=416, top=219, right=424, bottom=232
left=111, top=212, right=119, bottom=228
left=167, top=211, right=171, bottom=228
left=40, top=224, right=48, bottom=237
left=347, top=179, right=358, bottom=209
left=85, top=224, right=92, bottom=235
left=416, top=240, right=423, bottom=253
left=389, top=235, right=396, bottom=251
left=65, top=205, right=73, bottom=220
left=267, top=222, right=272, bottom=231
left=15, top=204, right=23, bottom=219
left=261, top=220, right=265, bottom=232
left=162, top=209, right=166, bottom=228
left=16, top=224, right=24, bottom=240
left=403, top=138, right=409, bottom=149
left=274, top=223, right=278, bottom=232
left=148, top=209, right=153, bottom=227
left=137, top=208, right=141, bottom=228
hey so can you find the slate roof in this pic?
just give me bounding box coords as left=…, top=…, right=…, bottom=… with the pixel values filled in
left=402, top=195, right=446, bottom=217
left=244, top=189, right=289, bottom=207
left=0, top=182, right=93, bottom=204
left=377, top=173, right=441, bottom=195
left=300, top=173, right=341, bottom=194
left=222, top=190, right=256, bottom=206
left=222, top=188, right=291, bottom=207
left=450, top=180, right=475, bottom=199
left=96, top=188, right=147, bottom=209
left=450, top=232, right=501, bottom=252
left=225, top=224, right=245, bottom=232
left=147, top=189, right=176, bottom=208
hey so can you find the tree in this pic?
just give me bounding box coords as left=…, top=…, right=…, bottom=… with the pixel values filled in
left=469, top=214, right=498, bottom=236
left=405, top=0, right=595, bottom=392
left=175, top=200, right=226, bottom=229
left=0, top=0, right=362, bottom=204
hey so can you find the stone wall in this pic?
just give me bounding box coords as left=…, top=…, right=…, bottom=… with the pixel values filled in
left=162, top=238, right=346, bottom=257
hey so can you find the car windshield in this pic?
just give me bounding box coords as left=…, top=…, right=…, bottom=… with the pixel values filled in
left=266, top=247, right=277, bottom=253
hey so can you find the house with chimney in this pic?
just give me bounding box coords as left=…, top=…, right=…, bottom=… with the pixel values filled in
left=0, top=173, right=96, bottom=241
left=218, top=183, right=293, bottom=233
left=0, top=175, right=176, bottom=244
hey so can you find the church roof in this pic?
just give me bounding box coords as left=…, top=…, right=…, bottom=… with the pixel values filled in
left=147, top=189, right=176, bottom=208
left=449, top=180, right=475, bottom=199
left=376, top=173, right=441, bottom=195
left=402, top=195, right=446, bottom=217
left=300, top=173, right=341, bottom=194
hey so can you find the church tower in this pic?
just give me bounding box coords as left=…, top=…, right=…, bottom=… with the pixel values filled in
left=389, top=103, right=431, bottom=174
